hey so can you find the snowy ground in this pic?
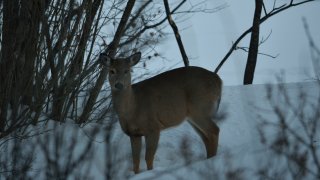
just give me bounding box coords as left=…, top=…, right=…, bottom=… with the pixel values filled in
left=131, top=80, right=320, bottom=179
left=1, top=80, right=319, bottom=179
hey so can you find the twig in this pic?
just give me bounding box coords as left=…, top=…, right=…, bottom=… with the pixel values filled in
left=262, top=1, right=267, bottom=15
left=236, top=46, right=279, bottom=59
left=119, top=0, right=187, bottom=48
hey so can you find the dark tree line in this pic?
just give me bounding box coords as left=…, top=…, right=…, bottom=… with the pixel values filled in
left=0, top=0, right=208, bottom=138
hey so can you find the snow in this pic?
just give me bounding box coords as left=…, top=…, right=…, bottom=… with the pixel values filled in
left=131, top=81, right=320, bottom=179
left=1, top=80, right=319, bottom=179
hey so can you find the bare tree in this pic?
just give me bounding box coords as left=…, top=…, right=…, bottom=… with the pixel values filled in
left=256, top=79, right=320, bottom=179
left=0, top=136, right=36, bottom=180
left=0, top=0, right=215, bottom=140
left=37, top=124, right=97, bottom=180
left=214, top=0, right=316, bottom=85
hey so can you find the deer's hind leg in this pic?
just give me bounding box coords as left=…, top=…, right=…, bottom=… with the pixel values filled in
left=187, top=117, right=219, bottom=158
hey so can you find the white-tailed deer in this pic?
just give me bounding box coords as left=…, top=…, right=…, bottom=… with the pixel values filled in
left=100, top=52, right=222, bottom=174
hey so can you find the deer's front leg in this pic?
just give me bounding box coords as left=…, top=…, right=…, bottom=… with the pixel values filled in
left=145, top=131, right=160, bottom=170
left=130, top=136, right=142, bottom=174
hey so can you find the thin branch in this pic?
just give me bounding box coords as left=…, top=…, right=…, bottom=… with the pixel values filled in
left=173, top=1, right=228, bottom=14
left=106, top=0, right=137, bottom=57
left=259, top=29, right=272, bottom=45
left=119, top=0, right=186, bottom=48
left=302, top=17, right=320, bottom=55
left=163, top=0, right=189, bottom=67
left=125, top=0, right=153, bottom=32
left=262, top=1, right=267, bottom=16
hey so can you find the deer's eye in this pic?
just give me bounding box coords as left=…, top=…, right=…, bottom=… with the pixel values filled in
left=109, top=69, right=116, bottom=75
left=124, top=70, right=129, bottom=74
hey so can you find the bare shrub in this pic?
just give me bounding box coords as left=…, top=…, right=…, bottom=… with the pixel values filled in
left=256, top=80, right=320, bottom=179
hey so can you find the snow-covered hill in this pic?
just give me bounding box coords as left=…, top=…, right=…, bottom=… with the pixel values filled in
left=1, top=81, right=319, bottom=179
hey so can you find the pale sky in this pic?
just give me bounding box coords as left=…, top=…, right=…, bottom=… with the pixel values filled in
left=142, top=0, right=320, bottom=85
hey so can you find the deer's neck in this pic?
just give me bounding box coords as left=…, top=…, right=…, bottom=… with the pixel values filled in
left=112, top=87, right=135, bottom=120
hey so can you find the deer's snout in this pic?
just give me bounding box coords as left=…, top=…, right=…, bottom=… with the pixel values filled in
left=114, top=82, right=124, bottom=90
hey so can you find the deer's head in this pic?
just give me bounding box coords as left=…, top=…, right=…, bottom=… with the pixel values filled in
left=100, top=52, right=141, bottom=91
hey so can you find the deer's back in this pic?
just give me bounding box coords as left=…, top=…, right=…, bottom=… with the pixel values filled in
left=133, top=66, right=221, bottom=96
left=131, top=66, right=222, bottom=129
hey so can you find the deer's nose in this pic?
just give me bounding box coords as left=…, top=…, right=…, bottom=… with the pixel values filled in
left=114, top=83, right=124, bottom=90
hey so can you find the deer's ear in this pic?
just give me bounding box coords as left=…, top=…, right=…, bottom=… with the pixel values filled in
left=128, top=52, right=141, bottom=66
left=99, top=52, right=112, bottom=67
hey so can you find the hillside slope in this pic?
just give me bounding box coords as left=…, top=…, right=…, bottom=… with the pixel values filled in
left=132, top=81, right=320, bottom=179
left=1, top=81, right=318, bottom=179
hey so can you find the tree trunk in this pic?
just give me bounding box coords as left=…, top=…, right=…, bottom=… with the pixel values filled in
left=0, top=0, right=19, bottom=131
left=0, top=0, right=45, bottom=131
left=243, top=0, right=263, bottom=85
